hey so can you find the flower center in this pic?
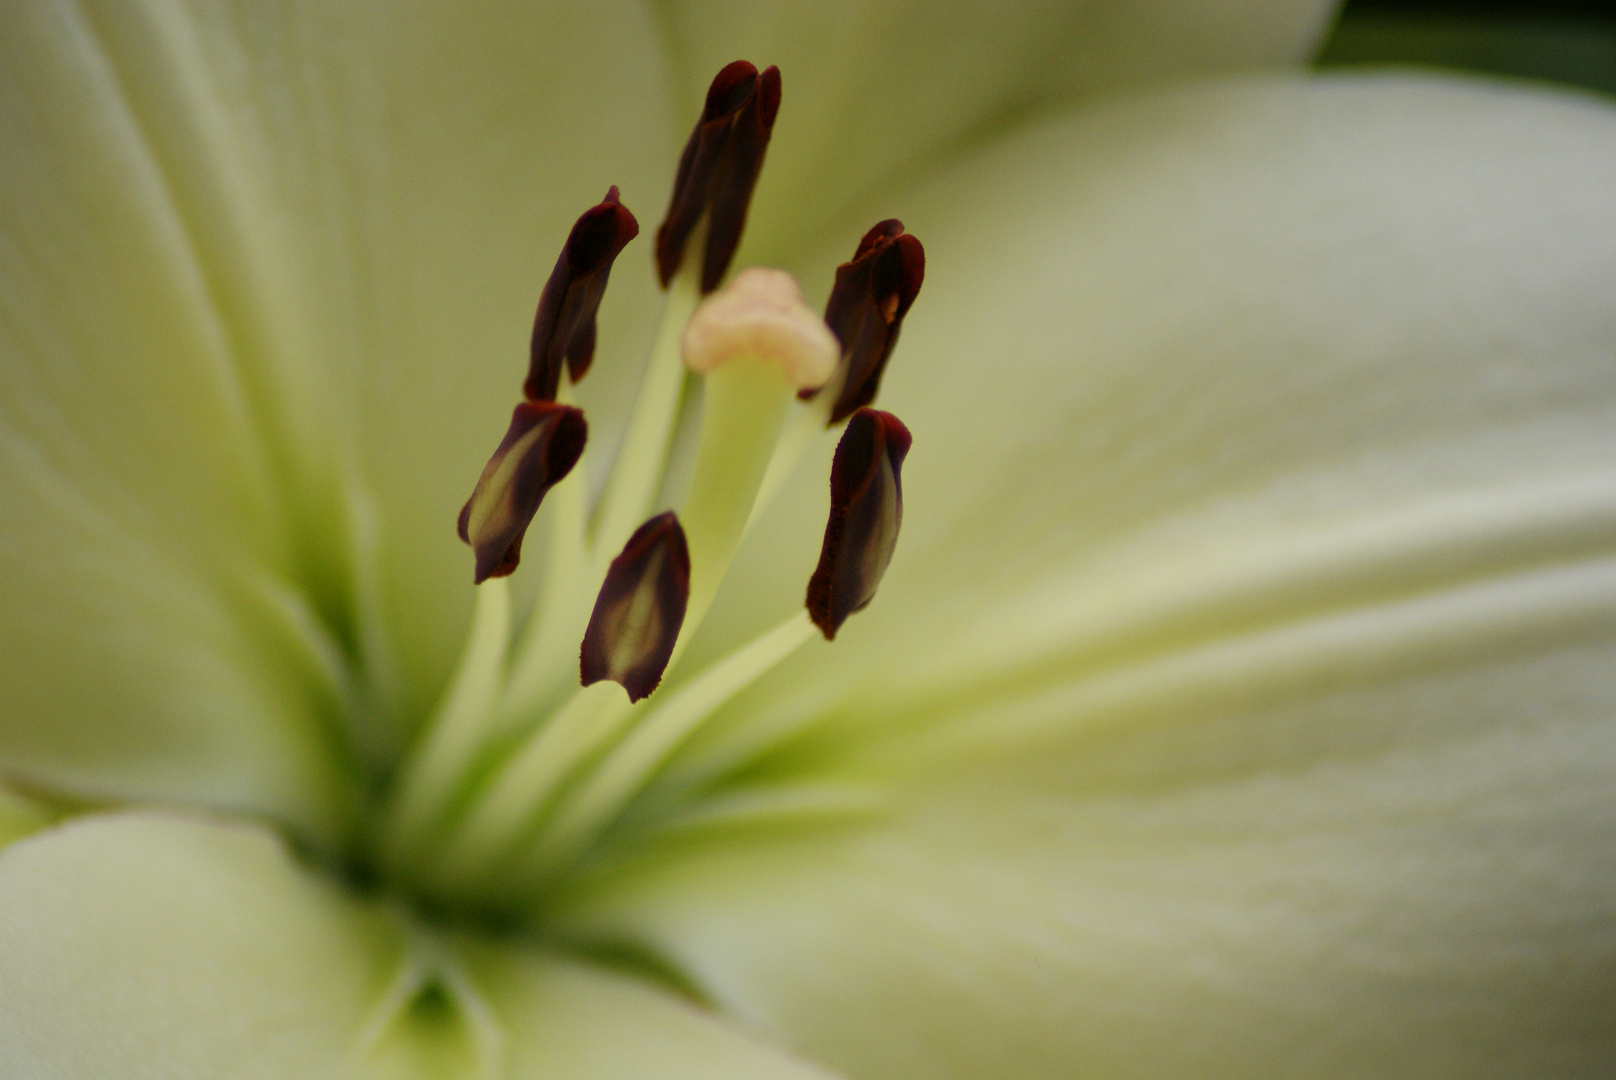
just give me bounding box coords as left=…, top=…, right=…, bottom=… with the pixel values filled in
left=371, top=61, right=924, bottom=918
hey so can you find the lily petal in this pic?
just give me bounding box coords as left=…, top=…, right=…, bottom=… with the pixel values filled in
left=667, top=0, right=1341, bottom=264
left=0, top=1, right=675, bottom=813
left=688, top=71, right=1616, bottom=780
left=550, top=75, right=1616, bottom=1076
left=557, top=675, right=1616, bottom=1079
left=0, top=1, right=380, bottom=836
left=0, top=0, right=1343, bottom=801
left=0, top=812, right=843, bottom=1079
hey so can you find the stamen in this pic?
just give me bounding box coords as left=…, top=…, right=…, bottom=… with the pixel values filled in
left=525, top=187, right=640, bottom=402
left=587, top=274, right=700, bottom=568
left=457, top=401, right=587, bottom=583
left=806, top=408, right=912, bottom=638
left=379, top=576, right=510, bottom=870
left=497, top=373, right=592, bottom=722
left=809, top=219, right=926, bottom=423
left=399, top=58, right=932, bottom=907
left=580, top=511, right=691, bottom=702
left=515, top=610, right=817, bottom=887
left=655, top=61, right=782, bottom=293
left=431, top=683, right=625, bottom=891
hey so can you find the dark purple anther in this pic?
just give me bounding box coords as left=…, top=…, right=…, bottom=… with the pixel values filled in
left=458, top=402, right=587, bottom=583
left=810, top=220, right=925, bottom=424
left=806, top=409, right=911, bottom=639
left=525, top=187, right=640, bottom=402
left=655, top=61, right=782, bottom=294
left=580, top=512, right=691, bottom=702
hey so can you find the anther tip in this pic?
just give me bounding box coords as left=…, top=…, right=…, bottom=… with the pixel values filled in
left=889, top=233, right=926, bottom=318
left=806, top=408, right=911, bottom=639
left=656, top=60, right=782, bottom=292
left=816, top=223, right=926, bottom=424
left=580, top=512, right=691, bottom=702
left=565, top=190, right=640, bottom=275
left=758, top=65, right=782, bottom=128
left=458, top=402, right=587, bottom=584
left=854, top=219, right=906, bottom=260
left=706, top=61, right=759, bottom=116
left=527, top=190, right=640, bottom=401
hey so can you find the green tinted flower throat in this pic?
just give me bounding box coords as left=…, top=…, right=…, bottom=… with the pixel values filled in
left=375, top=61, right=925, bottom=917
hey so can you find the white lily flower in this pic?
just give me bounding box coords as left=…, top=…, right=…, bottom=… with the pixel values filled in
left=2, top=1, right=1614, bottom=1077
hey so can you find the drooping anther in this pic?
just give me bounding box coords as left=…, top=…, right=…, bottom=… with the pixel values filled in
left=682, top=267, right=837, bottom=390
left=656, top=61, right=782, bottom=294
left=524, top=186, right=640, bottom=402
left=808, top=220, right=925, bottom=424
left=806, top=408, right=911, bottom=640
left=580, top=512, right=691, bottom=702
left=458, top=402, right=588, bottom=583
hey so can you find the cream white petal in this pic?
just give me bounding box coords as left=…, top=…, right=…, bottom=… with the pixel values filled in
left=547, top=75, right=1616, bottom=1077
left=0, top=812, right=845, bottom=1079
left=669, top=0, right=1340, bottom=265
left=685, top=71, right=1616, bottom=782
left=0, top=1, right=676, bottom=819
left=555, top=653, right=1616, bottom=1079
left=1, top=0, right=1310, bottom=794
left=0, top=2, right=360, bottom=834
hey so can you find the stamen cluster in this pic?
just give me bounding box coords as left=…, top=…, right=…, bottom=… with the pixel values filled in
left=457, top=59, right=927, bottom=699
left=384, top=60, right=929, bottom=909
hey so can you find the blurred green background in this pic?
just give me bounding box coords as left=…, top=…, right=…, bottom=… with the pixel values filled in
left=1319, top=0, right=1616, bottom=96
